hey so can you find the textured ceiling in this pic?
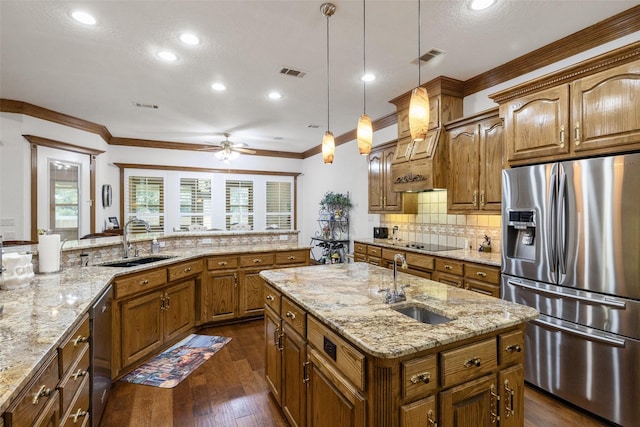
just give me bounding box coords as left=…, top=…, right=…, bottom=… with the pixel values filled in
left=1, top=1, right=638, bottom=153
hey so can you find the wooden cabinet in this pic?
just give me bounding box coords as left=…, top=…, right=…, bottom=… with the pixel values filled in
left=446, top=109, right=503, bottom=213
left=464, top=263, right=501, bottom=298
left=400, top=395, right=437, bottom=427
left=433, top=258, right=464, bottom=288
left=264, top=287, right=283, bottom=406
left=405, top=252, right=434, bottom=279
left=368, top=143, right=417, bottom=214
left=282, top=321, right=306, bottom=427
left=238, top=253, right=274, bottom=318
left=354, top=243, right=368, bottom=263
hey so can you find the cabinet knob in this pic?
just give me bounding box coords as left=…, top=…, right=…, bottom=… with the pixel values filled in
left=184, top=267, right=192, bottom=272
left=73, top=335, right=88, bottom=346
left=72, top=408, right=88, bottom=423
left=410, top=372, right=431, bottom=384
left=253, top=258, right=262, bottom=263
left=32, top=384, right=51, bottom=405
left=288, top=256, right=296, bottom=260
left=266, top=295, right=275, bottom=302
left=140, top=279, right=149, bottom=285
left=464, top=357, right=481, bottom=368
left=218, top=261, right=227, bottom=266
left=476, top=271, right=487, bottom=277
left=444, top=264, right=452, bottom=270
left=285, top=311, right=296, bottom=320
left=505, top=344, right=522, bottom=353
left=71, top=369, right=87, bottom=381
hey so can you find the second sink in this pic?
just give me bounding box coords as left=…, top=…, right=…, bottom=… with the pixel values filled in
left=393, top=305, right=452, bottom=325
left=99, top=255, right=176, bottom=267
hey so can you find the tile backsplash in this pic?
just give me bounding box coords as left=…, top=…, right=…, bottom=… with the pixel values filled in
left=381, top=190, right=502, bottom=253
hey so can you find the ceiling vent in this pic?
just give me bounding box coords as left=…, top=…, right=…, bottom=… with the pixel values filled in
left=133, top=102, right=159, bottom=109
left=413, top=48, right=446, bottom=64
left=307, top=124, right=320, bottom=129
left=280, top=67, right=307, bottom=78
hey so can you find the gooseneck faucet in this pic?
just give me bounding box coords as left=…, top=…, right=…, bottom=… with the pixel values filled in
left=380, top=253, right=410, bottom=304
left=122, top=218, right=151, bottom=258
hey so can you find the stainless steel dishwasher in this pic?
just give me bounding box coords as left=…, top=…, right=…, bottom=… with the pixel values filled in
left=90, top=285, right=113, bottom=427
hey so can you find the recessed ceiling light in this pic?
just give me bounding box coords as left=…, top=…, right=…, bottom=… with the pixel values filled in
left=211, top=82, right=226, bottom=91
left=361, top=73, right=376, bottom=82
left=71, top=11, right=96, bottom=25
left=268, top=92, right=283, bottom=100
left=470, top=0, right=496, bottom=11
left=179, top=33, right=200, bottom=46
left=157, top=51, right=178, bottom=61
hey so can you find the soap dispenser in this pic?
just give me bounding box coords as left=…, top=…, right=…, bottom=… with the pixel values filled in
left=151, top=238, right=160, bottom=254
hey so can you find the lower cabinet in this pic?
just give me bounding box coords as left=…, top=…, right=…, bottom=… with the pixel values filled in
left=282, top=322, right=307, bottom=427
left=400, top=395, right=437, bottom=427
left=264, top=304, right=283, bottom=405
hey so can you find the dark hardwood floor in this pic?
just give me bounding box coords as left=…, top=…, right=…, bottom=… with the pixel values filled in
left=100, top=319, right=610, bottom=427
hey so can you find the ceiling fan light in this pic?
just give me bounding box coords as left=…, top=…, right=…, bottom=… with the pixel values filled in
left=322, top=131, right=335, bottom=164
left=409, top=86, right=430, bottom=142
left=357, top=114, right=372, bottom=155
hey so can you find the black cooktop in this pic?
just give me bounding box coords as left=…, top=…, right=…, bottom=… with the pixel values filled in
left=404, top=242, right=460, bottom=252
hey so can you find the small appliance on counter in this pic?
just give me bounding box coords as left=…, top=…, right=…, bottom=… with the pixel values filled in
left=373, top=227, right=388, bottom=239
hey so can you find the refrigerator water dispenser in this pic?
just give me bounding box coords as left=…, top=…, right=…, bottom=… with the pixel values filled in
left=505, top=210, right=536, bottom=261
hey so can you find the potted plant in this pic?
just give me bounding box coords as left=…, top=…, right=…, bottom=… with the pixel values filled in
left=319, top=191, right=352, bottom=219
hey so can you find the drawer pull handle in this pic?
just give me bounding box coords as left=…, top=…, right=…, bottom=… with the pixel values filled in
left=72, top=408, right=88, bottom=423
left=73, top=335, right=88, bottom=346
left=410, top=372, right=431, bottom=384
left=303, top=360, right=310, bottom=384
left=273, top=327, right=280, bottom=347
left=504, top=379, right=515, bottom=418
left=490, top=384, right=500, bottom=424
left=285, top=311, right=296, bottom=320
left=505, top=344, right=522, bottom=353
left=32, top=384, right=51, bottom=405
left=444, top=264, right=452, bottom=270
left=140, top=279, right=149, bottom=285
left=476, top=271, right=487, bottom=277
left=253, top=258, right=262, bottom=263
left=266, top=295, right=275, bottom=302
left=288, top=256, right=296, bottom=260
left=71, top=369, right=87, bottom=380
left=427, top=409, right=437, bottom=427
left=218, top=261, right=227, bottom=266
left=184, top=267, right=192, bottom=272
left=464, top=357, right=481, bottom=368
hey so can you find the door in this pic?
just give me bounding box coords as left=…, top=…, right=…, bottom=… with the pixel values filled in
left=479, top=117, right=503, bottom=212
left=238, top=270, right=265, bottom=317
left=439, top=374, right=497, bottom=427
left=163, top=279, right=195, bottom=343
left=558, top=153, right=640, bottom=299
left=498, top=365, right=524, bottom=427
left=120, top=290, right=164, bottom=368
left=204, top=270, right=237, bottom=321
left=383, top=145, right=402, bottom=211
left=448, top=124, right=479, bottom=211
left=368, top=149, right=384, bottom=212
left=264, top=308, right=282, bottom=405
left=282, top=323, right=307, bottom=427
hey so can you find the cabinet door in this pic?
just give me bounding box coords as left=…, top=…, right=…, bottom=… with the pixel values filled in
left=282, top=324, right=307, bottom=427
left=448, top=123, right=480, bottom=211
left=398, top=107, right=411, bottom=139
left=307, top=348, right=366, bottom=427
left=400, top=395, right=437, bottom=427
left=498, top=365, right=524, bottom=427
left=368, top=149, right=384, bottom=212
left=238, top=270, right=265, bottom=317
left=440, top=374, right=497, bottom=427
left=432, top=271, right=463, bottom=288
left=203, top=270, right=237, bottom=322
left=572, top=61, right=640, bottom=155
left=392, top=137, right=413, bottom=164
left=163, top=279, right=195, bottom=343
left=383, top=145, right=403, bottom=211
left=265, top=307, right=283, bottom=405
left=120, top=290, right=164, bottom=369
left=503, top=84, right=570, bottom=164
left=33, top=391, right=60, bottom=427
left=478, top=117, right=503, bottom=212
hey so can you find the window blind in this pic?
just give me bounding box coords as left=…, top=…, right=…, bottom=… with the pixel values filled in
left=266, top=181, right=292, bottom=230
left=225, top=180, right=254, bottom=230
left=179, top=178, right=212, bottom=230
left=127, top=176, right=164, bottom=233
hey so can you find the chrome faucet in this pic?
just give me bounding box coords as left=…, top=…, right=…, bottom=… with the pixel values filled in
left=380, top=253, right=410, bottom=304
left=123, top=218, right=151, bottom=258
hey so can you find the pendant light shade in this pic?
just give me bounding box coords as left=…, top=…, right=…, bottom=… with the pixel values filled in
left=322, top=130, right=335, bottom=164
left=409, top=87, right=430, bottom=142
left=357, top=114, right=373, bottom=154
left=409, top=0, right=429, bottom=143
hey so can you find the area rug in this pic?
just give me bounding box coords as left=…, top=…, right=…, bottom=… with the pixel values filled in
left=121, top=334, right=231, bottom=388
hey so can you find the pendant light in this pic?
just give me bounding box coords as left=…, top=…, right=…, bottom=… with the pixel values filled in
left=356, top=0, right=372, bottom=155
left=321, top=3, right=336, bottom=164
left=408, top=0, right=429, bottom=142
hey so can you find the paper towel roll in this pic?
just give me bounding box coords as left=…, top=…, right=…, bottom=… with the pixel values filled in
left=39, top=234, right=61, bottom=273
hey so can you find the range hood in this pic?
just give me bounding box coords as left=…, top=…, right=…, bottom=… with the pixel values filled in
left=388, top=77, right=464, bottom=192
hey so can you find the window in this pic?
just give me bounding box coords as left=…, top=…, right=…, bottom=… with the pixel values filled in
left=49, top=160, right=79, bottom=240
left=179, top=178, right=212, bottom=230
left=127, top=176, right=164, bottom=232
left=225, top=180, right=253, bottom=230
left=266, top=181, right=292, bottom=230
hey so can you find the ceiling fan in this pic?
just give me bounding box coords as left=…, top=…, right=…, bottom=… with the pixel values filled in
left=202, top=133, right=256, bottom=162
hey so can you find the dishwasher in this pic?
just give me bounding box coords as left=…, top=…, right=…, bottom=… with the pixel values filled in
left=90, top=285, right=113, bottom=427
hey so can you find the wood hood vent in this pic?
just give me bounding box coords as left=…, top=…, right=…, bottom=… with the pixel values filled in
left=389, top=76, right=464, bottom=192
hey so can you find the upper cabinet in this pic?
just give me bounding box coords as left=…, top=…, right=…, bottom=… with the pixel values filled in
left=368, top=142, right=417, bottom=214
left=445, top=109, right=503, bottom=213
left=491, top=43, right=640, bottom=166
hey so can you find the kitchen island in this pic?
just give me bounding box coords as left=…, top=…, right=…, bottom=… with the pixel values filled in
left=260, top=263, right=538, bottom=427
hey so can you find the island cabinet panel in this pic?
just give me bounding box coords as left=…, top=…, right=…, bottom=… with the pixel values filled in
left=402, top=355, right=438, bottom=401
left=498, top=330, right=524, bottom=367
left=440, top=338, right=497, bottom=388
left=439, top=374, right=497, bottom=427
left=58, top=345, right=89, bottom=421
left=32, top=391, right=60, bottom=427
left=59, top=374, right=89, bottom=427
left=282, top=322, right=307, bottom=427
left=264, top=305, right=283, bottom=406
left=498, top=365, right=524, bottom=427
left=400, top=396, right=437, bottom=427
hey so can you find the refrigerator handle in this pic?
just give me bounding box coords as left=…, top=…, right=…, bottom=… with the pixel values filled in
left=549, top=164, right=558, bottom=273
left=530, top=318, right=626, bottom=348
left=557, top=165, right=567, bottom=275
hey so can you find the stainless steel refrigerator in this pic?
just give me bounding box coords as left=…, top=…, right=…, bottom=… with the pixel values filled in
left=501, top=152, right=640, bottom=427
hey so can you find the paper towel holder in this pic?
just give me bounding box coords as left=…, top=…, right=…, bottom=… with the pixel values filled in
left=102, top=184, right=112, bottom=208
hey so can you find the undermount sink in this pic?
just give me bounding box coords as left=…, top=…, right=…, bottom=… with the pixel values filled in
left=393, top=305, right=452, bottom=325
left=99, top=255, right=176, bottom=267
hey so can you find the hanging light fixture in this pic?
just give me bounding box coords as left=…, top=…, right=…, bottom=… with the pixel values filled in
left=321, top=2, right=336, bottom=164
left=356, top=0, right=372, bottom=155
left=408, top=0, right=429, bottom=142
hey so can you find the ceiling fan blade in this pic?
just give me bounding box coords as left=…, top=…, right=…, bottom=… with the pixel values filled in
left=198, top=145, right=223, bottom=152
left=232, top=147, right=256, bottom=154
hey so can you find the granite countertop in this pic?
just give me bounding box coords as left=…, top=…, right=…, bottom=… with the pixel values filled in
left=354, top=238, right=502, bottom=267
left=260, top=263, right=538, bottom=359
left=0, top=243, right=307, bottom=414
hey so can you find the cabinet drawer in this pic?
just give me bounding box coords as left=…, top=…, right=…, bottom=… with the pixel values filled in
left=367, top=257, right=382, bottom=267
left=499, top=329, right=524, bottom=367
left=275, top=250, right=308, bottom=266
left=240, top=253, right=275, bottom=268
left=354, top=253, right=367, bottom=263
left=465, top=263, right=500, bottom=285
left=464, top=278, right=500, bottom=298
left=382, top=248, right=405, bottom=261
left=307, top=316, right=366, bottom=391
left=402, top=355, right=438, bottom=400
left=58, top=314, right=89, bottom=376
left=282, top=297, right=306, bottom=337
left=354, top=243, right=367, bottom=254
left=406, top=252, right=435, bottom=271
left=435, top=258, right=464, bottom=276
left=207, top=255, right=238, bottom=270
left=440, top=338, right=497, bottom=388
left=367, top=245, right=381, bottom=257
left=114, top=268, right=167, bottom=299
left=59, top=344, right=89, bottom=416
left=5, top=353, right=59, bottom=427
left=433, top=271, right=464, bottom=288
left=264, top=283, right=281, bottom=314
left=60, top=374, right=90, bottom=427
left=168, top=259, right=203, bottom=282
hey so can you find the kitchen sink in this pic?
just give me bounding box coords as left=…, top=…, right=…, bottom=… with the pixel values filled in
left=393, top=305, right=452, bottom=325
left=99, top=255, right=176, bottom=267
